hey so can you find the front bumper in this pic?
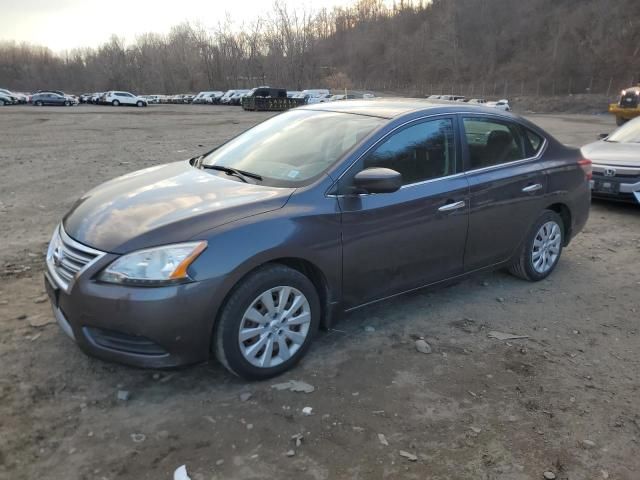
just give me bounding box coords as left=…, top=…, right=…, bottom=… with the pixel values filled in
left=608, top=104, right=640, bottom=120
left=45, top=255, right=221, bottom=368
left=590, top=165, right=640, bottom=204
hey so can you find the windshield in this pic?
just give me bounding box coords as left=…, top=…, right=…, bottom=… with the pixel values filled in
left=202, top=109, right=384, bottom=187
left=607, top=117, right=640, bottom=143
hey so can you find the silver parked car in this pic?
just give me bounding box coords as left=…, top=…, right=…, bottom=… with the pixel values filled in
left=582, top=116, right=640, bottom=204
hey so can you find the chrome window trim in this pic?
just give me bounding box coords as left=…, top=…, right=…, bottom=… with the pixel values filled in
left=461, top=146, right=547, bottom=176
left=399, top=171, right=468, bottom=190
left=326, top=111, right=548, bottom=197
left=46, top=224, right=106, bottom=293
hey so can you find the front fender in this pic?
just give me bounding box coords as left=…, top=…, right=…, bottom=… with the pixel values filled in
left=187, top=196, right=342, bottom=330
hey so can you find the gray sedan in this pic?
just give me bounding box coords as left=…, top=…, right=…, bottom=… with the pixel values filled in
left=45, top=100, right=591, bottom=379
left=582, top=116, right=640, bottom=204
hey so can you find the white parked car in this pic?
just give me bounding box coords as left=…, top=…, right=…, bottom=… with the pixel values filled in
left=299, top=89, right=331, bottom=104
left=104, top=91, right=147, bottom=107
left=306, top=93, right=332, bottom=104
left=487, top=99, right=511, bottom=111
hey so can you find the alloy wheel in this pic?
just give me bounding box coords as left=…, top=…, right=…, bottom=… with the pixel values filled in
left=532, top=221, right=561, bottom=273
left=238, top=286, right=311, bottom=368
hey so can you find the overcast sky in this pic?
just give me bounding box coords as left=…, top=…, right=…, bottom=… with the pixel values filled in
left=0, top=0, right=360, bottom=52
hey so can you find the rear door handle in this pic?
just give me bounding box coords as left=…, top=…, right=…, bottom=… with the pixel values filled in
left=438, top=200, right=466, bottom=212
left=522, top=183, right=543, bottom=193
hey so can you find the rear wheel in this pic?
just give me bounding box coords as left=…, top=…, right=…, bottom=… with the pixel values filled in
left=215, top=264, right=320, bottom=380
left=35, top=100, right=43, bottom=106
left=509, top=210, right=564, bottom=281
left=112, top=100, right=120, bottom=106
left=136, top=101, right=144, bottom=107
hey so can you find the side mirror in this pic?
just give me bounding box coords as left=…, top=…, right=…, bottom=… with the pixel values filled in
left=598, top=133, right=608, bottom=140
left=353, top=168, right=402, bottom=194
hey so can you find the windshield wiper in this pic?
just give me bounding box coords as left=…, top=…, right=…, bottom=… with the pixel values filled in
left=201, top=164, right=262, bottom=182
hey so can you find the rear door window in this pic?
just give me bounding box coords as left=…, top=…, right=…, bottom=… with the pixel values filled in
left=462, top=117, right=527, bottom=170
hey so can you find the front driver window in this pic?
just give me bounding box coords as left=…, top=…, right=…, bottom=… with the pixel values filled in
left=363, top=118, right=456, bottom=185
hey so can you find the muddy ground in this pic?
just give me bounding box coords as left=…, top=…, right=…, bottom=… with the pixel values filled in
left=0, top=105, right=638, bottom=480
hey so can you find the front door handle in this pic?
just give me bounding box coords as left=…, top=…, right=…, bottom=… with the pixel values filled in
left=522, top=183, right=543, bottom=193
left=438, top=200, right=466, bottom=212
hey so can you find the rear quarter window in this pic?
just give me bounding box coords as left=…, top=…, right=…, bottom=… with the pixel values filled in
left=524, top=128, right=544, bottom=155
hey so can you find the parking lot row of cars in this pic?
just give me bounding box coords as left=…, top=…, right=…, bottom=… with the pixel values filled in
left=1, top=87, right=513, bottom=111
left=426, top=94, right=512, bottom=110
left=0, top=87, right=378, bottom=108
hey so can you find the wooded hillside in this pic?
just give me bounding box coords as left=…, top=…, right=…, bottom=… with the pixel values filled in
left=1, top=0, right=638, bottom=95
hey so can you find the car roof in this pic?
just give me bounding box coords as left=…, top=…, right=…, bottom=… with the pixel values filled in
left=298, top=97, right=514, bottom=120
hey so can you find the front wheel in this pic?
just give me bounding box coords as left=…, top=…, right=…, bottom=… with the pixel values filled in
left=215, top=265, right=320, bottom=380
left=64, top=101, right=70, bottom=106
left=509, top=210, right=564, bottom=281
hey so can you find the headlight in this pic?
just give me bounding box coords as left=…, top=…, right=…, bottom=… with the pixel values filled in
left=99, top=241, right=207, bottom=286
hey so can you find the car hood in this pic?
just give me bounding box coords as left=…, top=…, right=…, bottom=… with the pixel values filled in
left=582, top=141, right=640, bottom=167
left=63, top=161, right=294, bottom=253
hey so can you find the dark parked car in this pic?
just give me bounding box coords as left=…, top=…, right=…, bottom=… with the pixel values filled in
left=45, top=100, right=591, bottom=379
left=32, top=92, right=73, bottom=106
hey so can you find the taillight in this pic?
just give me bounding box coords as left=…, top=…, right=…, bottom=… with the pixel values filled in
left=578, top=158, right=593, bottom=181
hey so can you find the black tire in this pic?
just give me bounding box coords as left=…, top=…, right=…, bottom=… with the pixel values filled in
left=64, top=101, right=70, bottom=106
left=136, top=101, right=144, bottom=107
left=509, top=210, right=564, bottom=282
left=615, top=116, right=626, bottom=126
left=215, top=264, right=320, bottom=380
left=35, top=100, right=43, bottom=106
left=112, top=100, right=120, bottom=106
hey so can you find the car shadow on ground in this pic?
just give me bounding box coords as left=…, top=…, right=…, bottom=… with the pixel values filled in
left=591, top=198, right=639, bottom=213
left=119, top=268, right=533, bottom=390
left=82, top=249, right=600, bottom=400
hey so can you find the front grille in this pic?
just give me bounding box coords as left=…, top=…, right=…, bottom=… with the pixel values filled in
left=592, top=171, right=640, bottom=181
left=84, top=327, right=168, bottom=356
left=46, top=225, right=105, bottom=292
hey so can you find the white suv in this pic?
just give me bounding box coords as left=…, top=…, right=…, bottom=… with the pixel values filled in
left=104, top=91, right=147, bottom=107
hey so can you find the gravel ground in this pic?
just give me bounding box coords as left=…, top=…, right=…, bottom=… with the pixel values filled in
left=0, top=105, right=638, bottom=480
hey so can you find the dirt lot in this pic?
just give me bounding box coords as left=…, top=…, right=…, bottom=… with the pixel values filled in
left=0, top=105, right=638, bottom=480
